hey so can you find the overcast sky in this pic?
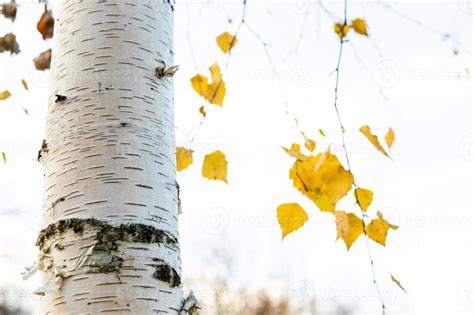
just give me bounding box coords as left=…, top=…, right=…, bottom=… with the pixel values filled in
left=0, top=0, right=472, bottom=314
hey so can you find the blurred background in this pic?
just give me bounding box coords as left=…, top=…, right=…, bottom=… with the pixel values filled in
left=0, top=0, right=472, bottom=314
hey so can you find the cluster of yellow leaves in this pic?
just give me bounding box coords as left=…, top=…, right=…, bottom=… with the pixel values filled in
left=277, top=130, right=398, bottom=250
left=182, top=31, right=238, bottom=183
left=334, top=18, right=368, bottom=39
left=190, top=32, right=238, bottom=106
left=176, top=147, right=228, bottom=183
left=360, top=125, right=395, bottom=157
left=191, top=63, right=226, bottom=106
left=289, top=150, right=354, bottom=213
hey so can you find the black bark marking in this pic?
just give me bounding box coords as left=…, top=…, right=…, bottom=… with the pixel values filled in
left=36, top=218, right=178, bottom=250
left=152, top=259, right=180, bottom=288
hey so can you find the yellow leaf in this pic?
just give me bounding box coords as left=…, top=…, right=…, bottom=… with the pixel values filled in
left=335, top=211, right=363, bottom=250
left=359, top=125, right=390, bottom=158
left=277, top=203, right=308, bottom=240
left=0, top=90, right=11, bottom=101
left=1, top=152, right=6, bottom=165
left=334, top=23, right=350, bottom=39
left=206, top=63, right=226, bottom=106
left=354, top=188, right=373, bottom=212
left=202, top=150, right=228, bottom=183
left=352, top=18, right=368, bottom=36
left=216, top=31, right=238, bottom=53
left=290, top=151, right=354, bottom=213
left=302, top=133, right=316, bottom=152
left=385, top=127, right=395, bottom=148
left=190, top=63, right=226, bottom=106
left=176, top=147, right=193, bottom=172
left=21, top=79, right=29, bottom=91
left=319, top=129, right=326, bottom=137
left=191, top=74, right=209, bottom=97
left=390, top=274, right=407, bottom=293
left=282, top=143, right=307, bottom=161
left=366, top=211, right=398, bottom=246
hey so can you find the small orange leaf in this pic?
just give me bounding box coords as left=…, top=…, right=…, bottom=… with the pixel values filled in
left=37, top=9, right=54, bottom=40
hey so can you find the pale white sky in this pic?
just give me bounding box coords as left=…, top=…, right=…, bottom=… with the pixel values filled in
left=0, top=0, right=472, bottom=314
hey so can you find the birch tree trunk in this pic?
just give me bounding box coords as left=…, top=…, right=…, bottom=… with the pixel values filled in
left=35, top=1, right=182, bottom=313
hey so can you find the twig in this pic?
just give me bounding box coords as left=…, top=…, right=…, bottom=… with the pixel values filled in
left=330, top=1, right=386, bottom=314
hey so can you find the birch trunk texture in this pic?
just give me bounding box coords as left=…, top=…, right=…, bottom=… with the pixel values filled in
left=35, top=1, right=182, bottom=313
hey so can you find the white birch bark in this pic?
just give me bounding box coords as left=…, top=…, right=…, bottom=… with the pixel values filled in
left=36, top=1, right=182, bottom=313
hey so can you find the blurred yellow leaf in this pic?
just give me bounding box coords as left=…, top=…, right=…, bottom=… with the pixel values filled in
left=366, top=211, right=398, bottom=246
left=302, top=133, right=316, bottom=152
left=190, top=63, right=226, bottom=106
left=390, top=274, right=407, bottom=293
left=1, top=152, right=6, bottom=165
left=277, top=203, right=308, bottom=240
left=355, top=188, right=373, bottom=212
left=319, top=129, right=326, bottom=137
left=21, top=79, right=29, bottom=91
left=191, top=74, right=209, bottom=97
left=335, top=211, right=363, bottom=250
left=334, top=23, right=350, bottom=39
left=216, top=31, right=238, bottom=53
left=352, top=18, right=368, bottom=36
left=282, top=143, right=307, bottom=161
left=202, top=150, right=228, bottom=183
left=176, top=147, right=193, bottom=172
left=385, top=127, right=395, bottom=148
left=0, top=90, right=11, bottom=101
left=359, top=125, right=389, bottom=157
left=290, top=150, right=354, bottom=213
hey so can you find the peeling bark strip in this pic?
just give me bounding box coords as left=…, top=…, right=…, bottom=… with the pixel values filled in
left=38, top=0, right=182, bottom=313
left=36, top=218, right=178, bottom=250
